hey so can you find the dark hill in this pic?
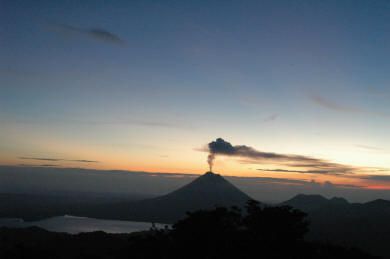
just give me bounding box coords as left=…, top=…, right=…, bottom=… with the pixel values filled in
left=283, top=194, right=390, bottom=258
left=283, top=194, right=330, bottom=211
left=156, top=171, right=251, bottom=207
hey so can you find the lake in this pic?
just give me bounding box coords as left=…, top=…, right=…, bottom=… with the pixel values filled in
left=0, top=215, right=169, bottom=234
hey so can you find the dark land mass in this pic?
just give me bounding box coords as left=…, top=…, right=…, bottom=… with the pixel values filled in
left=0, top=192, right=153, bottom=221
left=0, top=172, right=250, bottom=223
left=0, top=201, right=379, bottom=259
left=283, top=194, right=390, bottom=258
left=1, top=172, right=389, bottom=257
left=92, top=171, right=252, bottom=222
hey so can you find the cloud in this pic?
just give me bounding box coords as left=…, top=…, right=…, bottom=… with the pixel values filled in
left=248, top=177, right=313, bottom=186
left=19, top=157, right=60, bottom=162
left=364, top=175, right=390, bottom=182
left=206, top=138, right=355, bottom=175
left=263, top=114, right=278, bottom=122
left=258, top=166, right=390, bottom=186
left=18, top=164, right=58, bottom=167
left=72, top=160, right=99, bottom=163
left=19, top=157, right=98, bottom=163
left=356, top=144, right=383, bottom=151
left=309, top=94, right=390, bottom=118
left=309, top=95, right=361, bottom=113
left=76, top=118, right=195, bottom=130
left=50, top=23, right=125, bottom=45
left=232, top=176, right=363, bottom=189
left=355, top=145, right=390, bottom=154
left=321, top=180, right=364, bottom=189
left=2, top=165, right=387, bottom=202
left=131, top=120, right=192, bottom=129
left=5, top=117, right=193, bottom=130
left=257, top=168, right=332, bottom=174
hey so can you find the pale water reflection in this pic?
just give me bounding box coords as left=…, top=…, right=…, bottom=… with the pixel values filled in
left=0, top=215, right=168, bottom=234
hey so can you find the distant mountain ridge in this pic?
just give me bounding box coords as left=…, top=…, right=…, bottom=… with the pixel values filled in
left=282, top=193, right=390, bottom=213
left=283, top=194, right=390, bottom=258
left=282, top=194, right=349, bottom=211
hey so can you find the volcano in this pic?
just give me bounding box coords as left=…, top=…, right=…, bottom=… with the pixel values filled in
left=99, top=172, right=252, bottom=223
left=153, top=171, right=251, bottom=208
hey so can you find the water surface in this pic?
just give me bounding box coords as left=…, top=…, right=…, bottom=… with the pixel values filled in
left=0, top=215, right=168, bottom=234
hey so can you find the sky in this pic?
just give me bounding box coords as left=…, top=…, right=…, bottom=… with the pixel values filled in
left=1, top=0, right=390, bottom=195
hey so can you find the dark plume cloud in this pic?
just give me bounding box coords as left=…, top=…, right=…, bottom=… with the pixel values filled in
left=209, top=138, right=321, bottom=163
left=19, top=157, right=98, bottom=163
left=207, top=138, right=355, bottom=175
left=50, top=23, right=125, bottom=45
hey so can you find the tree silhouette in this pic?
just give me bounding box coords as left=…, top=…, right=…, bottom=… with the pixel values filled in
left=169, top=200, right=312, bottom=258
left=244, top=199, right=309, bottom=243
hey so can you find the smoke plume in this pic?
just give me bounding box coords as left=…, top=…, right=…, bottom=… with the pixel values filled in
left=207, top=138, right=355, bottom=175
left=207, top=153, right=215, bottom=172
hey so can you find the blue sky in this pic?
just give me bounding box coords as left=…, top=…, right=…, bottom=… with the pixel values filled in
left=1, top=0, right=389, bottom=190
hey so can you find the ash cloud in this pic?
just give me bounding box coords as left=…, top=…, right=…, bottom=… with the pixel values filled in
left=207, top=138, right=355, bottom=175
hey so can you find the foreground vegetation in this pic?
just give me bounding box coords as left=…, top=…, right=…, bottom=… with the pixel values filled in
left=0, top=201, right=378, bottom=259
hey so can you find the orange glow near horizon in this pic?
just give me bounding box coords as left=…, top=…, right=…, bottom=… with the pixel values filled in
left=2, top=152, right=390, bottom=191
left=364, top=185, right=390, bottom=190
left=1, top=130, right=389, bottom=191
